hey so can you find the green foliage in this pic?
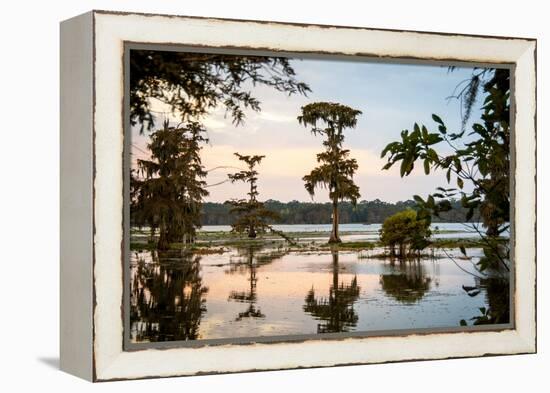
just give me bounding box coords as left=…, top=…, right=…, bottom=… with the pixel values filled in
left=131, top=120, right=209, bottom=249
left=130, top=50, right=310, bottom=132
left=200, top=198, right=478, bottom=225
left=381, top=69, right=510, bottom=271
left=460, top=278, right=510, bottom=326
left=299, top=102, right=363, bottom=243
left=225, top=153, right=281, bottom=239
left=379, top=209, right=432, bottom=258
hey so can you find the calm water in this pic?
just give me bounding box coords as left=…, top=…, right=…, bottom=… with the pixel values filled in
left=200, top=222, right=484, bottom=240
left=129, top=244, right=509, bottom=343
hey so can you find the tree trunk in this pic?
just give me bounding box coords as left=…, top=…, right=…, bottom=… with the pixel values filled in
left=158, top=219, right=169, bottom=250
left=331, top=250, right=339, bottom=289
left=328, top=198, right=341, bottom=243
left=248, top=225, right=257, bottom=238
left=486, top=222, right=499, bottom=238
left=398, top=242, right=405, bottom=259
left=248, top=180, right=257, bottom=238
left=183, top=225, right=196, bottom=244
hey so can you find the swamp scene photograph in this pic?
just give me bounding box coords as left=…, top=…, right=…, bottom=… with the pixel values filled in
left=127, top=48, right=511, bottom=343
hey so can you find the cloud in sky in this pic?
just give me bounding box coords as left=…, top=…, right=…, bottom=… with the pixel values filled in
left=131, top=56, right=483, bottom=203
left=202, top=144, right=383, bottom=179
left=200, top=144, right=467, bottom=203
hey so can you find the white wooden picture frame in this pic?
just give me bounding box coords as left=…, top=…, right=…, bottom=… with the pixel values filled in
left=60, top=10, right=536, bottom=381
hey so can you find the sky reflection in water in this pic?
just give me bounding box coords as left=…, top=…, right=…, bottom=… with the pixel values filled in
left=130, top=243, right=507, bottom=343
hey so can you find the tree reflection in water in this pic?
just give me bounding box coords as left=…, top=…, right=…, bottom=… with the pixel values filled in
left=483, top=278, right=509, bottom=323
left=462, top=277, right=510, bottom=325
left=226, top=245, right=288, bottom=321
left=130, top=250, right=208, bottom=342
left=458, top=249, right=510, bottom=326
left=379, top=259, right=432, bottom=304
left=303, top=250, right=360, bottom=333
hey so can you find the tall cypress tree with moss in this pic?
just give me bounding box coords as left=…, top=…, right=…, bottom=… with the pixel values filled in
left=298, top=102, right=363, bottom=243
left=132, top=120, right=209, bottom=249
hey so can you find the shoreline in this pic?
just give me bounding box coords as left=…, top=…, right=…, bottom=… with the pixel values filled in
left=130, top=231, right=508, bottom=254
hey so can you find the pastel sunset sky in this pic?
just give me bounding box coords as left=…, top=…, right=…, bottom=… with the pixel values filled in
left=131, top=56, right=485, bottom=203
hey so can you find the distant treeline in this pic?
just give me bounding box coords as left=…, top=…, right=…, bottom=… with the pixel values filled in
left=200, top=199, right=480, bottom=225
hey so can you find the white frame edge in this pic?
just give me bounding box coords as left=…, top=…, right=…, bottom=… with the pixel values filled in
left=62, top=10, right=537, bottom=382
left=60, top=11, right=94, bottom=381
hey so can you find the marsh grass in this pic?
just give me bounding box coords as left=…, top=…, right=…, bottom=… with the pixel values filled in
left=129, top=227, right=503, bottom=258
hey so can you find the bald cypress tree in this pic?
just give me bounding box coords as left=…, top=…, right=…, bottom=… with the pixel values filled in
left=132, top=120, right=209, bottom=249
left=225, top=153, right=280, bottom=239
left=298, top=102, right=363, bottom=243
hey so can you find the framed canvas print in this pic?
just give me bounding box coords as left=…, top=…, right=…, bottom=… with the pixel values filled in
left=60, top=10, right=537, bottom=381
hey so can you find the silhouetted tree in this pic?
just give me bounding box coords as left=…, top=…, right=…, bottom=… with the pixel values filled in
left=132, top=120, right=209, bottom=249
left=298, top=102, right=363, bottom=243
left=130, top=50, right=310, bottom=132
left=225, top=153, right=280, bottom=239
